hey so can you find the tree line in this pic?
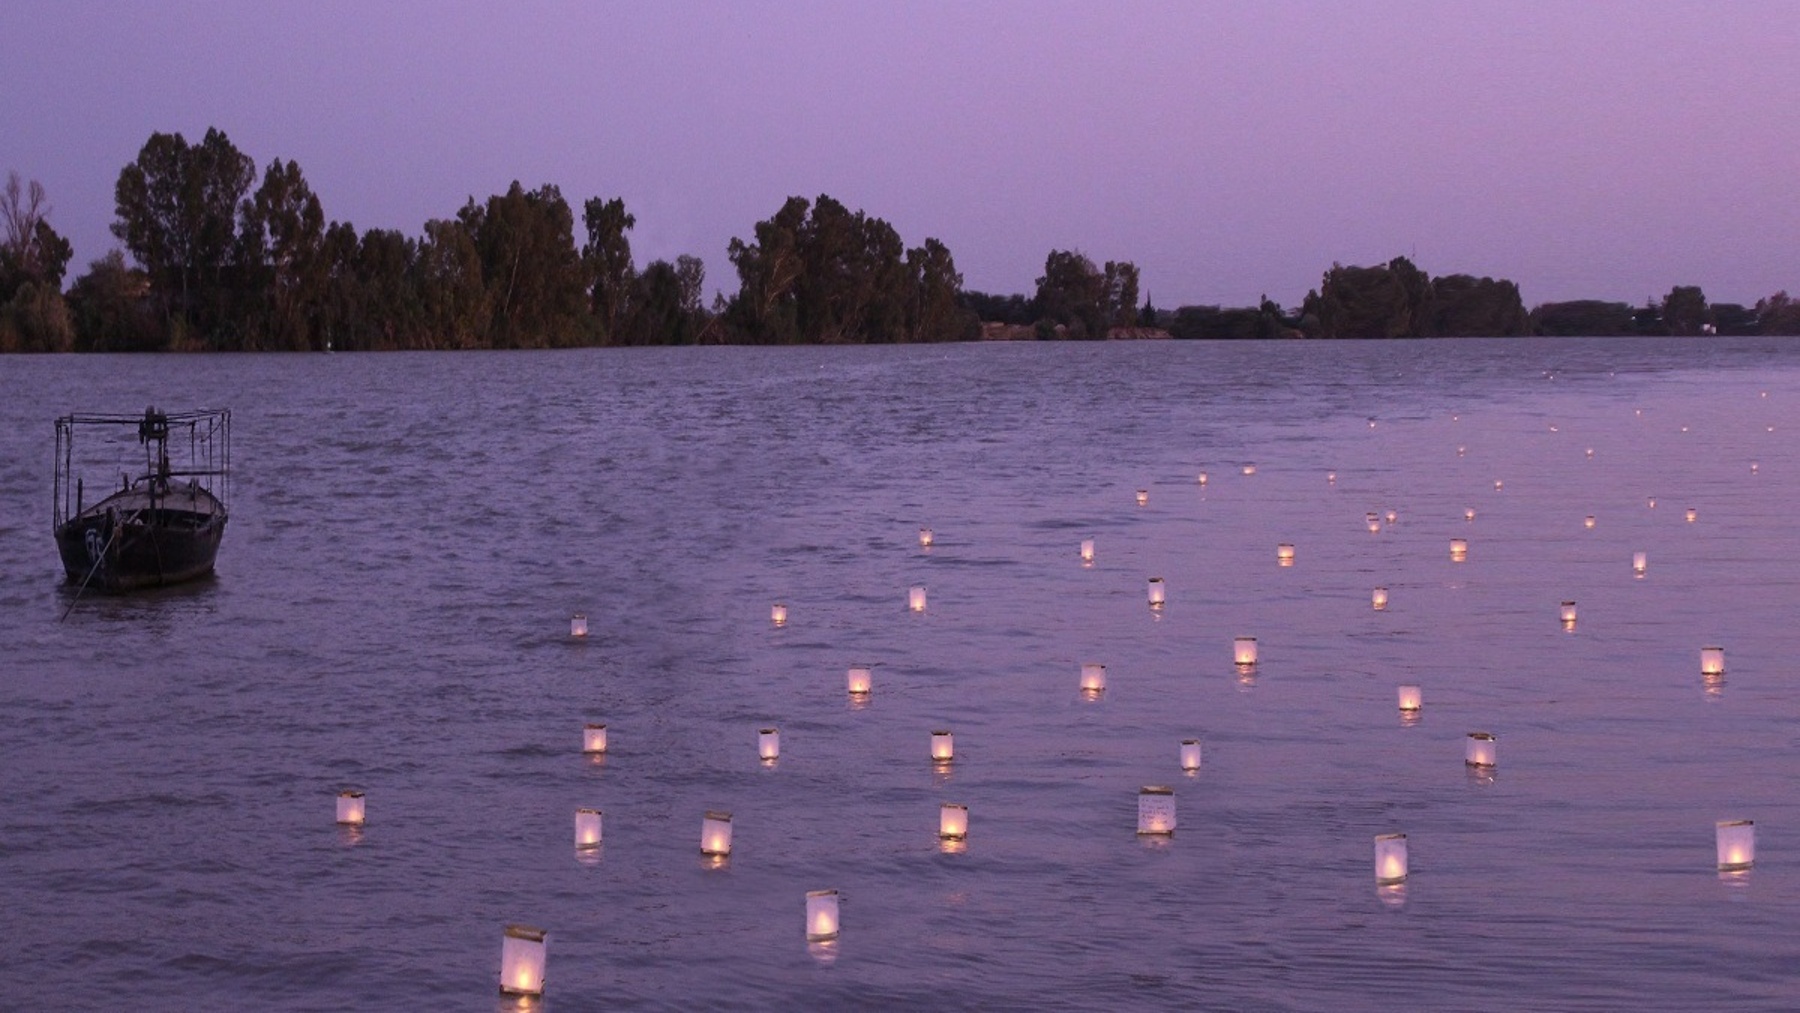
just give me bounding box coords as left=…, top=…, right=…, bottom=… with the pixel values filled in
left=6, top=127, right=1800, bottom=352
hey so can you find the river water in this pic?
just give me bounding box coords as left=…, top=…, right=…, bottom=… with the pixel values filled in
left=1, top=338, right=1797, bottom=1010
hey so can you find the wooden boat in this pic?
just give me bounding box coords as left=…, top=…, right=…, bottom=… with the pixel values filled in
left=54, top=407, right=230, bottom=592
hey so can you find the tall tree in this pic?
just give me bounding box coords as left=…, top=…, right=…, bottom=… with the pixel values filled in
left=1034, top=250, right=1108, bottom=339
left=244, top=157, right=327, bottom=349
left=582, top=196, right=636, bottom=343
left=1, top=172, right=73, bottom=297
left=459, top=182, right=586, bottom=347
left=726, top=196, right=809, bottom=343
left=1662, top=285, right=1708, bottom=336
left=907, top=237, right=972, bottom=342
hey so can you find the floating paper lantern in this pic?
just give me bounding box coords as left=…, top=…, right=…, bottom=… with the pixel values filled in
left=1457, top=445, right=1466, bottom=456
left=575, top=808, right=603, bottom=849
left=570, top=613, right=588, bottom=638
left=770, top=603, right=788, bottom=627
left=1561, top=601, right=1578, bottom=627
left=1450, top=538, right=1468, bottom=561
left=1374, top=833, right=1409, bottom=884
left=1700, top=647, right=1725, bottom=676
left=1136, top=489, right=1149, bottom=506
left=939, top=803, right=969, bottom=840
left=701, top=811, right=733, bottom=856
left=1632, top=551, right=1648, bottom=575
left=1464, top=508, right=1476, bottom=522
left=1585, top=515, right=1597, bottom=529
left=918, top=527, right=934, bottom=548
left=1494, top=479, right=1503, bottom=491
left=1277, top=543, right=1295, bottom=566
left=1397, top=685, right=1422, bottom=712
left=1372, top=587, right=1389, bottom=611
left=1647, top=496, right=1656, bottom=509
left=1327, top=471, right=1337, bottom=484
left=1137, top=786, right=1176, bottom=835
left=1717, top=820, right=1755, bottom=871
left=1686, top=508, right=1697, bottom=523
left=1241, top=464, right=1256, bottom=476
left=1367, top=513, right=1382, bottom=534
left=499, top=924, right=548, bottom=997
left=847, top=666, right=872, bottom=697
left=806, top=890, right=841, bottom=941
left=1197, top=471, right=1208, bottom=486
left=335, top=790, right=365, bottom=826
left=1751, top=460, right=1760, bottom=474
left=1179, top=739, right=1202, bottom=772
left=1465, top=732, right=1497, bottom=768
left=931, top=730, right=955, bottom=763
left=909, top=585, right=927, bottom=612
left=1586, top=447, right=1595, bottom=458
left=583, top=723, right=608, bottom=754
left=1079, top=662, right=1107, bottom=695
left=1147, top=577, right=1166, bottom=608
left=1385, top=510, right=1398, bottom=525
left=759, top=727, right=780, bottom=762
left=1080, top=539, right=1095, bottom=563
left=1234, top=636, right=1258, bottom=669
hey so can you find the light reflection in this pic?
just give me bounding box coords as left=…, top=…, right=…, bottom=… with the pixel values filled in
left=937, top=836, right=968, bottom=856
left=574, top=844, right=602, bottom=867
left=1399, top=710, right=1422, bottom=728
left=1378, top=883, right=1408, bottom=908
left=1703, top=671, right=1726, bottom=700
left=1465, top=766, right=1497, bottom=787
left=338, top=824, right=364, bottom=847
left=808, top=940, right=840, bottom=965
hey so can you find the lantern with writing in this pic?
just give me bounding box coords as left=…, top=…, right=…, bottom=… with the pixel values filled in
left=1374, top=833, right=1408, bottom=884
left=498, top=924, right=548, bottom=997
left=1137, top=786, right=1176, bottom=835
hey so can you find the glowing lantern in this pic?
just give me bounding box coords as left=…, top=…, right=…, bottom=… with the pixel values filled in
left=1586, top=447, right=1595, bottom=458
left=909, top=585, right=927, bottom=612
left=1686, top=507, right=1697, bottom=523
left=1197, top=471, right=1208, bottom=486
left=570, top=613, right=588, bottom=638
left=1137, top=786, right=1176, bottom=835
left=583, top=723, right=608, bottom=754
left=1179, top=739, right=1202, bottom=772
left=1367, top=513, right=1382, bottom=534
left=1457, top=445, right=1466, bottom=456
left=1633, top=551, right=1647, bottom=575
left=1647, top=496, right=1656, bottom=509
left=1277, top=543, right=1295, bottom=566
left=1241, top=464, right=1256, bottom=476
left=1751, top=460, right=1760, bottom=474
left=1465, top=731, right=1497, bottom=768
left=574, top=808, right=602, bottom=849
left=1327, top=471, right=1337, bottom=483
left=847, top=666, right=872, bottom=697
left=939, top=803, right=969, bottom=840
left=918, top=527, right=934, bottom=548
left=770, top=603, right=788, bottom=627
left=1561, top=601, right=1578, bottom=628
left=498, top=924, right=548, bottom=997
left=1375, top=833, right=1408, bottom=884
left=1717, top=820, right=1755, bottom=871
left=1465, top=508, right=1475, bottom=522
left=1135, top=489, right=1149, bottom=506
left=1080, top=539, right=1095, bottom=563
left=759, top=727, right=780, bottom=762
left=1701, top=647, right=1725, bottom=676
left=931, top=730, right=955, bottom=763
left=1585, top=515, right=1597, bottom=529
left=1397, top=685, right=1422, bottom=712
left=335, top=790, right=365, bottom=826
left=1234, top=636, right=1258, bottom=669
left=1080, top=662, right=1107, bottom=695
left=806, top=890, right=841, bottom=941
left=1450, top=538, right=1468, bottom=561
left=1385, top=510, right=1398, bottom=525
left=1494, top=479, right=1503, bottom=491
left=1372, top=587, right=1389, bottom=611
left=1147, top=577, right=1166, bottom=608
left=700, top=811, right=733, bottom=856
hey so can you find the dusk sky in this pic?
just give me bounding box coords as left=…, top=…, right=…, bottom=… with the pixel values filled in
left=5, top=1, right=1796, bottom=309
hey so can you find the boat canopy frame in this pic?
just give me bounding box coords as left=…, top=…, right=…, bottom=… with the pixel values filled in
left=54, top=407, right=231, bottom=529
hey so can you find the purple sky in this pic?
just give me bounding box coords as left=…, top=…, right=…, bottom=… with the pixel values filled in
left=5, top=1, right=1797, bottom=308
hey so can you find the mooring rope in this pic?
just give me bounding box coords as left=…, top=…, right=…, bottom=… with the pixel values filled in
left=59, top=517, right=127, bottom=623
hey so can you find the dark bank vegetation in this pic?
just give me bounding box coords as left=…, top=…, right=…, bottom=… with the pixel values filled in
left=7, top=126, right=1800, bottom=352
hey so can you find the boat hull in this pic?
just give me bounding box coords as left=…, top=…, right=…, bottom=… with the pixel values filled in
left=56, top=489, right=228, bottom=592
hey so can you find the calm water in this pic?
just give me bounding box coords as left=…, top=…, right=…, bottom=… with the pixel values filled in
left=2, top=339, right=1798, bottom=1011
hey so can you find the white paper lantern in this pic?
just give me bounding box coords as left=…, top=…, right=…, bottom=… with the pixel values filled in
left=847, top=666, right=873, bottom=697
left=909, top=585, right=927, bottom=612
left=1385, top=510, right=1398, bottom=525
left=1686, top=507, right=1698, bottom=523
left=1494, top=479, right=1503, bottom=491
left=1327, top=471, right=1337, bottom=484
left=1277, top=543, right=1296, bottom=566
left=570, top=613, right=588, bottom=638
left=1647, top=496, right=1657, bottom=509
left=1135, top=488, right=1149, bottom=506
left=1372, top=587, right=1389, bottom=610
left=1457, top=445, right=1466, bottom=456
left=574, top=808, right=603, bottom=849
left=806, top=889, right=841, bottom=941
left=1751, top=460, right=1760, bottom=474
left=1197, top=471, right=1208, bottom=486
left=1137, top=786, right=1176, bottom=835
left=1241, top=464, right=1256, bottom=476
left=1450, top=538, right=1469, bottom=561
left=583, top=723, right=608, bottom=754
left=931, top=729, right=955, bottom=763
left=1234, top=636, right=1258, bottom=669
left=1366, top=512, right=1382, bottom=534
left=1397, top=685, right=1422, bottom=712
left=770, top=603, right=787, bottom=627
left=1465, top=731, right=1497, bottom=768
left=335, top=790, right=365, bottom=826
left=918, top=527, right=934, bottom=548
left=759, top=727, right=780, bottom=762
left=939, top=803, right=969, bottom=840
left=498, top=924, right=548, bottom=997
left=1080, top=539, right=1095, bottom=563
left=1179, top=739, right=1202, bottom=772
left=701, top=811, right=733, bottom=856
left=1585, top=514, right=1597, bottom=529
left=1700, top=647, right=1726, bottom=676
left=1717, top=820, right=1755, bottom=871
left=1632, top=551, right=1648, bottom=575
left=1147, top=577, right=1166, bottom=607
left=1374, top=833, right=1409, bottom=884
left=1079, top=662, right=1107, bottom=695
left=1561, top=601, right=1578, bottom=627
